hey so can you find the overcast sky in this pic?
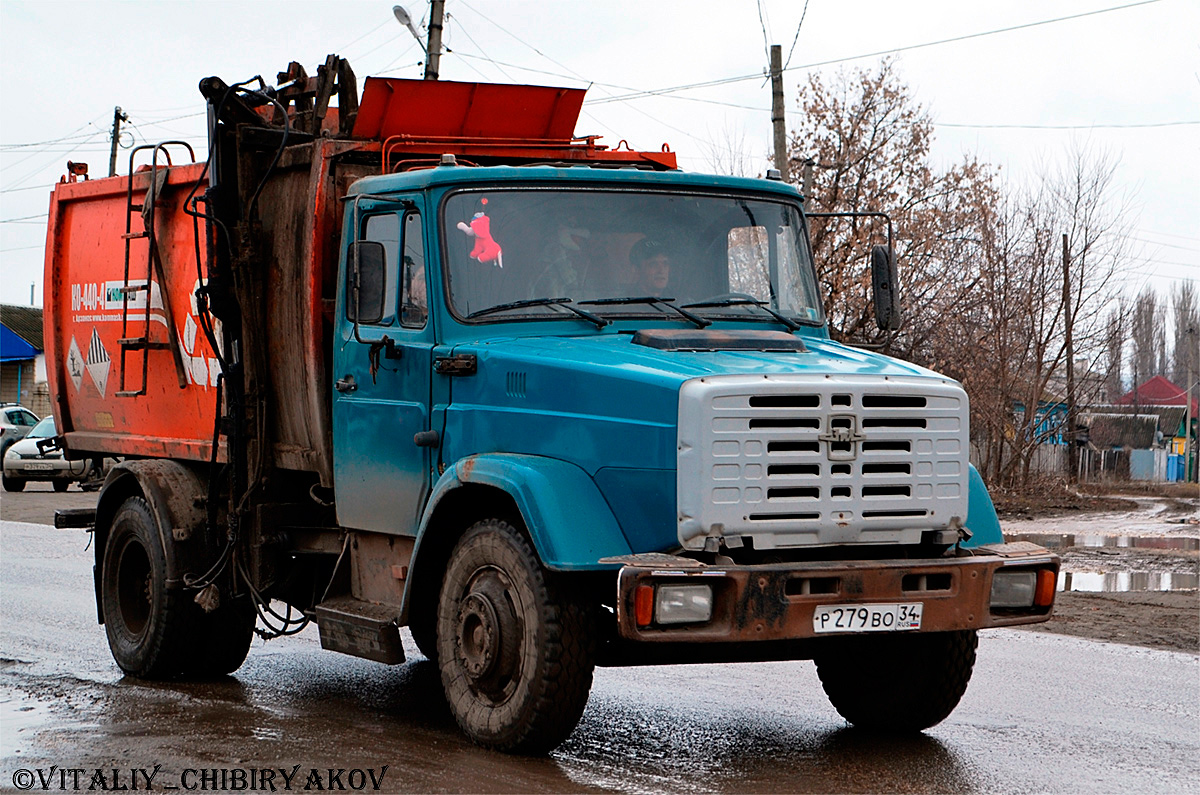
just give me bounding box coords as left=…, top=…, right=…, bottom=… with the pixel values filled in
left=1, top=0, right=1196, bottom=309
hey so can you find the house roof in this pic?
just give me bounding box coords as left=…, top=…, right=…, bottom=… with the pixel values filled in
left=1082, top=412, right=1160, bottom=449
left=0, top=305, right=43, bottom=362
left=0, top=305, right=43, bottom=349
left=1114, top=375, right=1198, bottom=415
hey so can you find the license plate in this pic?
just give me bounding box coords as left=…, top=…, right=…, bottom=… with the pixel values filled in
left=24, top=463, right=53, bottom=471
left=812, top=603, right=923, bottom=634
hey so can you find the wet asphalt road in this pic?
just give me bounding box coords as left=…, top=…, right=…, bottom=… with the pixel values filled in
left=2, top=507, right=1198, bottom=793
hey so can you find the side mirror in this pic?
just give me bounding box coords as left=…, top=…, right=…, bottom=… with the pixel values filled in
left=348, top=241, right=387, bottom=325
left=871, top=244, right=901, bottom=331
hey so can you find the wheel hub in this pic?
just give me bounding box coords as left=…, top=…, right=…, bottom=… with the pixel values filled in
left=454, top=574, right=521, bottom=695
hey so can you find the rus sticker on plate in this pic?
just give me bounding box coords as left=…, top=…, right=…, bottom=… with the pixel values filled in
left=812, top=603, right=923, bottom=634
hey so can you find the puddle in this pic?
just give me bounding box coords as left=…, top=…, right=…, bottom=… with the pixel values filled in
left=1003, top=533, right=1199, bottom=592
left=0, top=689, right=51, bottom=756
left=1059, top=570, right=1199, bottom=593
left=1006, top=533, right=1200, bottom=551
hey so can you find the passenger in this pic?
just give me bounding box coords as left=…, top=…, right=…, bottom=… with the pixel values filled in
left=630, top=237, right=671, bottom=297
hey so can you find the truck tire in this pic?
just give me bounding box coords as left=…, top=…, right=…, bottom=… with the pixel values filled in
left=186, top=596, right=256, bottom=678
left=409, top=615, right=438, bottom=663
left=101, top=496, right=195, bottom=678
left=2, top=473, right=26, bottom=492
left=436, top=519, right=595, bottom=753
left=815, top=629, right=978, bottom=732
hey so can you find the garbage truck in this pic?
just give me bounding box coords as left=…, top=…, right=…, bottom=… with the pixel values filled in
left=44, top=55, right=1059, bottom=753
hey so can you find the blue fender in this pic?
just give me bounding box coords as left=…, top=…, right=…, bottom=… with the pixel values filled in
left=414, top=453, right=632, bottom=572
left=963, top=464, right=1004, bottom=548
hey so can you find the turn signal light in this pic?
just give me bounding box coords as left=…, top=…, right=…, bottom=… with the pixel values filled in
left=635, top=584, right=654, bottom=626
left=1034, top=568, right=1057, bottom=607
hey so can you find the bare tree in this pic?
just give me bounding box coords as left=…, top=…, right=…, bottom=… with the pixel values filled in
left=1103, top=300, right=1126, bottom=403
left=1130, top=288, right=1161, bottom=391
left=1171, top=282, right=1199, bottom=386
left=786, top=58, right=997, bottom=355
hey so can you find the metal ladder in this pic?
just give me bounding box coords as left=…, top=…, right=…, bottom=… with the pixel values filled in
left=116, top=142, right=195, bottom=397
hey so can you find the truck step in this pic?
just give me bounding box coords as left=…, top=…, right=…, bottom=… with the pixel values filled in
left=55, top=508, right=96, bottom=529
left=313, top=596, right=405, bottom=665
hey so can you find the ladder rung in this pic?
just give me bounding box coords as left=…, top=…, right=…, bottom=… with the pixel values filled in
left=115, top=390, right=145, bottom=398
left=118, top=285, right=147, bottom=294
left=121, top=232, right=147, bottom=240
left=129, top=204, right=143, bottom=211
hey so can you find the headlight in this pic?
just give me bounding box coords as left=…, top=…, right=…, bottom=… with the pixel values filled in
left=991, top=568, right=1056, bottom=609
left=990, top=571, right=1036, bottom=608
left=654, top=584, right=714, bottom=625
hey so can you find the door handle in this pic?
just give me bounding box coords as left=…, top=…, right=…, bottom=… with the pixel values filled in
left=335, top=375, right=358, bottom=393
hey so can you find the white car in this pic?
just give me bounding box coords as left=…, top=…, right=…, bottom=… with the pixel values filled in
left=2, top=416, right=98, bottom=493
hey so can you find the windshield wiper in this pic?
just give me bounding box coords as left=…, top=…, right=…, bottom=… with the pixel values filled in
left=578, top=296, right=710, bottom=329
left=682, top=298, right=802, bottom=331
left=466, top=297, right=609, bottom=329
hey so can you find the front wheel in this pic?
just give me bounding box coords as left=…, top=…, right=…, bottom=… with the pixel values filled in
left=53, top=480, right=69, bottom=493
left=815, top=629, right=978, bottom=732
left=2, top=473, right=26, bottom=492
left=437, top=519, right=596, bottom=753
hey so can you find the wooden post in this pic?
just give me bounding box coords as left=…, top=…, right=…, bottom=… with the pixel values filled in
left=770, top=45, right=789, bottom=182
left=425, top=0, right=445, bottom=80
left=108, top=106, right=127, bottom=178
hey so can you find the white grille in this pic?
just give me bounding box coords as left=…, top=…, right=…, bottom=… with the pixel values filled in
left=677, top=374, right=969, bottom=551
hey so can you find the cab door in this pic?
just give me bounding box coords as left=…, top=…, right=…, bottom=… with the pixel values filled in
left=332, top=203, right=433, bottom=535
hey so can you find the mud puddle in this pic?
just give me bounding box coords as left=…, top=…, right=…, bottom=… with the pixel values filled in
left=1005, top=532, right=1199, bottom=593
left=1006, top=533, right=1199, bottom=551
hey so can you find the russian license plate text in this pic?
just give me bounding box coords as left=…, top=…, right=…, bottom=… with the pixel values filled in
left=812, top=603, right=923, bottom=633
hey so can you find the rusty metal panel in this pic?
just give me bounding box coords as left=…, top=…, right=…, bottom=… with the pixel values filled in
left=613, top=548, right=1060, bottom=643
left=353, top=77, right=585, bottom=142
left=45, top=163, right=222, bottom=461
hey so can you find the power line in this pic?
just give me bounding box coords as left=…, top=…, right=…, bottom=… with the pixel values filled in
left=936, top=120, right=1199, bottom=130
left=586, top=0, right=1162, bottom=106
left=783, top=0, right=812, bottom=70
left=0, top=214, right=49, bottom=224
left=447, top=15, right=518, bottom=83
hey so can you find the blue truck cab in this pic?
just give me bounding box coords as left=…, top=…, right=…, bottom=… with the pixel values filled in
left=329, top=162, right=1057, bottom=750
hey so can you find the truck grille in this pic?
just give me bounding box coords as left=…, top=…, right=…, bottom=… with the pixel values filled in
left=677, top=374, right=970, bottom=551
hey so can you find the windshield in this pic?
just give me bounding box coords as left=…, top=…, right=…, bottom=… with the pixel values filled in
left=442, top=188, right=821, bottom=324
left=28, top=417, right=55, bottom=439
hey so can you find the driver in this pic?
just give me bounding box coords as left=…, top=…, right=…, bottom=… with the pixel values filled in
left=630, top=238, right=671, bottom=297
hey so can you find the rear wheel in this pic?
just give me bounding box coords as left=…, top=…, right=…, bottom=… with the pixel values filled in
left=186, top=596, right=256, bottom=677
left=437, top=519, right=595, bottom=753
left=815, top=630, right=978, bottom=732
left=101, top=497, right=194, bottom=678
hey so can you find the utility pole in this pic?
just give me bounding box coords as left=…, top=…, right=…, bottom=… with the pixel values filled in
left=1063, top=234, right=1078, bottom=483
left=1187, top=325, right=1196, bottom=487
left=770, top=45, right=789, bottom=183
left=424, top=0, right=445, bottom=80
left=108, top=106, right=128, bottom=178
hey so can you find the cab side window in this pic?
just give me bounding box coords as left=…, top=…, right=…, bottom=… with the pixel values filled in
left=400, top=212, right=427, bottom=328
left=350, top=213, right=400, bottom=326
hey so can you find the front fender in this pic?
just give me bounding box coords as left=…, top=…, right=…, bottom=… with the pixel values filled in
left=963, top=464, right=1003, bottom=547
left=418, top=454, right=632, bottom=571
